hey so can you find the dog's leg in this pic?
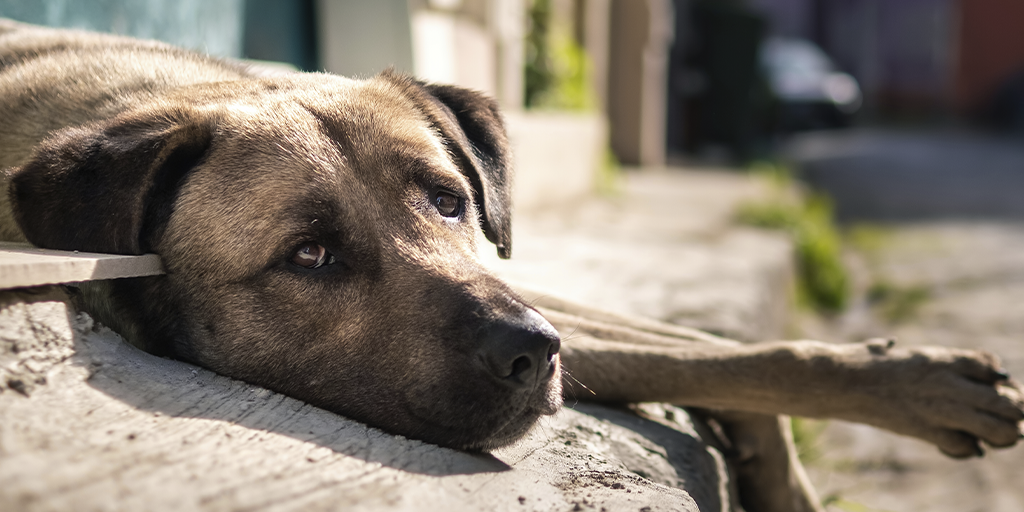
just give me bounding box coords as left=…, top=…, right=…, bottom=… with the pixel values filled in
left=701, top=410, right=824, bottom=512
left=525, top=293, right=824, bottom=511
left=523, top=292, right=818, bottom=511
left=533, top=299, right=1024, bottom=458
left=518, top=287, right=1023, bottom=511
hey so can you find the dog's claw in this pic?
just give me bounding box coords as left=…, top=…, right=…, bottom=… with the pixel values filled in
left=865, top=337, right=896, bottom=355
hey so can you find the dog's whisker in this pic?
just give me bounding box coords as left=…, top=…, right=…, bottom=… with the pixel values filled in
left=558, top=367, right=580, bottom=407
left=561, top=367, right=596, bottom=397
left=551, top=322, right=585, bottom=343
left=560, top=333, right=589, bottom=342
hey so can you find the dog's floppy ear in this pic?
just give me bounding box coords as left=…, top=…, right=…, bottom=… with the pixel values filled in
left=424, top=83, right=513, bottom=258
left=386, top=72, right=514, bottom=259
left=8, top=111, right=213, bottom=254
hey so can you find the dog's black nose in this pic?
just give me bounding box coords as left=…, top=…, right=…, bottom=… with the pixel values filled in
left=479, top=309, right=561, bottom=387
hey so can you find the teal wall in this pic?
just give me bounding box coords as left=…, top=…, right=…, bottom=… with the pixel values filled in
left=243, top=0, right=319, bottom=71
left=0, top=0, right=244, bottom=57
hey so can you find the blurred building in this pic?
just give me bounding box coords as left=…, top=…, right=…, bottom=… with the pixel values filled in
left=751, top=0, right=1024, bottom=125
left=305, top=0, right=613, bottom=207
left=3, top=0, right=1020, bottom=168
left=663, top=0, right=1024, bottom=159
left=666, top=0, right=767, bottom=160
left=311, top=0, right=523, bottom=111
left=243, top=0, right=672, bottom=168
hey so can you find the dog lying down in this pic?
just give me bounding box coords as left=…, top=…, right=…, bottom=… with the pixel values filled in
left=1, top=19, right=1021, bottom=511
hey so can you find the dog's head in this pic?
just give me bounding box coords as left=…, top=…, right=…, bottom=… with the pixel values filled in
left=7, top=71, right=562, bottom=450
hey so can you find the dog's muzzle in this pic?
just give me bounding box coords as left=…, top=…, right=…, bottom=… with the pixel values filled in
left=477, top=309, right=561, bottom=389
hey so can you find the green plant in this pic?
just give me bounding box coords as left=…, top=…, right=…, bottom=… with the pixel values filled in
left=524, top=0, right=553, bottom=107
left=524, top=0, right=595, bottom=111
left=846, top=224, right=891, bottom=256
left=737, top=164, right=849, bottom=313
left=867, top=281, right=930, bottom=324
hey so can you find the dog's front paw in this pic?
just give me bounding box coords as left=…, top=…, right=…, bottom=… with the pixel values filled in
left=846, top=341, right=1024, bottom=458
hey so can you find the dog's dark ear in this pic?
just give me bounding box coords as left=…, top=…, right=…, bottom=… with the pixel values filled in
left=387, top=72, right=513, bottom=259
left=424, top=83, right=513, bottom=258
left=8, top=112, right=213, bottom=254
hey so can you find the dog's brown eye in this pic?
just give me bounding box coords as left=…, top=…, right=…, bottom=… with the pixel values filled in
left=291, top=242, right=334, bottom=269
left=434, top=190, right=462, bottom=218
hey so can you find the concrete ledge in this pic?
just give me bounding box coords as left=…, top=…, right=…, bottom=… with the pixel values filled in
left=0, top=296, right=714, bottom=511
left=0, top=243, right=163, bottom=289
left=505, top=111, right=607, bottom=213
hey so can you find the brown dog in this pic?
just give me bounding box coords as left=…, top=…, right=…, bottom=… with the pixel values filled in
left=1, top=19, right=1022, bottom=511
left=0, top=19, right=561, bottom=451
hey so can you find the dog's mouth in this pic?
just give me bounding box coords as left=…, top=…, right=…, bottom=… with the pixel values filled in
left=399, top=352, right=563, bottom=452
left=468, top=352, right=563, bottom=450
left=461, top=361, right=564, bottom=452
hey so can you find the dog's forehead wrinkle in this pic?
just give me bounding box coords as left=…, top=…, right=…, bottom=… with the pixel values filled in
left=281, top=78, right=471, bottom=209
left=214, top=105, right=352, bottom=194
left=381, top=229, right=489, bottom=305
left=307, top=79, right=456, bottom=169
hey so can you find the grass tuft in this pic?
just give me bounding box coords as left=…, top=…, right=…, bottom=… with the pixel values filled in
left=524, top=0, right=595, bottom=111
left=867, top=281, right=930, bottom=324
left=737, top=163, right=850, bottom=313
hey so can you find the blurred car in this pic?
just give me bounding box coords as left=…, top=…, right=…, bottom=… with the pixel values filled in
left=984, top=66, right=1024, bottom=134
left=760, top=37, right=862, bottom=131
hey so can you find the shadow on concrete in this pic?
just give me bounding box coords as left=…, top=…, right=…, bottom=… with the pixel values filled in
left=569, top=402, right=727, bottom=512
left=784, top=129, right=1024, bottom=221
left=70, top=313, right=512, bottom=477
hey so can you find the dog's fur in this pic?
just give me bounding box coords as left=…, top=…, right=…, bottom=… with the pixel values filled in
left=2, top=20, right=1022, bottom=511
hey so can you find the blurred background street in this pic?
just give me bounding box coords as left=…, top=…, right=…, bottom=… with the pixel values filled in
left=2, top=0, right=1022, bottom=510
